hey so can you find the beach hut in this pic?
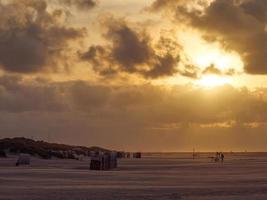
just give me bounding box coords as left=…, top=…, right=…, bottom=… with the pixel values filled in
left=110, top=152, right=118, bottom=168
left=90, top=152, right=118, bottom=170
left=77, top=154, right=84, bottom=161
left=126, top=152, right=131, bottom=158
left=133, top=152, right=142, bottom=158
left=16, top=154, right=30, bottom=166
left=117, top=151, right=126, bottom=158
left=0, top=150, right=7, bottom=158
left=90, top=156, right=101, bottom=170
left=89, top=151, right=96, bottom=157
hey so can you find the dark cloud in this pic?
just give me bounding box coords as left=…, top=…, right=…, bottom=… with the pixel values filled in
left=203, top=64, right=222, bottom=75
left=179, top=65, right=199, bottom=79
left=192, top=0, right=267, bottom=74
left=202, top=64, right=237, bottom=76
left=60, top=0, right=98, bottom=10
left=148, top=0, right=209, bottom=13
left=148, top=0, right=189, bottom=12
left=241, top=0, right=267, bottom=22
left=0, top=76, right=111, bottom=112
left=0, top=75, right=67, bottom=112
left=0, top=0, right=85, bottom=73
left=150, top=0, right=267, bottom=74
left=80, top=18, right=180, bottom=79
left=66, top=81, right=111, bottom=111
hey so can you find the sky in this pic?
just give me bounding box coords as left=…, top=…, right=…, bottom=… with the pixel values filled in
left=0, top=0, right=267, bottom=152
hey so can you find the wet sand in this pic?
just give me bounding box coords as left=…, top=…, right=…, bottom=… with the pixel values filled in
left=0, top=153, right=267, bottom=200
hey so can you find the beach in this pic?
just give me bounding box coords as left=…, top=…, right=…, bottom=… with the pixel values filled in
left=0, top=153, right=267, bottom=200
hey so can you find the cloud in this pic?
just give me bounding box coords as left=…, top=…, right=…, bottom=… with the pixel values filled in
left=60, top=0, right=98, bottom=10
left=202, top=64, right=222, bottom=75
left=202, top=64, right=237, bottom=76
left=150, top=0, right=267, bottom=74
left=0, top=75, right=267, bottom=124
left=148, top=0, right=187, bottom=12
left=0, top=0, right=85, bottom=73
left=0, top=75, right=67, bottom=112
left=179, top=64, right=199, bottom=79
left=80, top=17, right=180, bottom=79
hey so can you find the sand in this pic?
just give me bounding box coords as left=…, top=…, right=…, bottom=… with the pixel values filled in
left=0, top=153, right=267, bottom=200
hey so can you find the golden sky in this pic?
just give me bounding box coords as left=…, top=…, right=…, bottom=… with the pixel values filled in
left=0, top=0, right=267, bottom=151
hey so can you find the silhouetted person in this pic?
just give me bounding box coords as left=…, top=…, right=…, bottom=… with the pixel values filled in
left=214, top=152, right=220, bottom=162
left=221, top=153, right=224, bottom=162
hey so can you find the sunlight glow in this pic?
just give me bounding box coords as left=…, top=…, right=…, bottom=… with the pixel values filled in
left=179, top=30, right=244, bottom=73
left=196, top=75, right=231, bottom=88
left=194, top=51, right=242, bottom=72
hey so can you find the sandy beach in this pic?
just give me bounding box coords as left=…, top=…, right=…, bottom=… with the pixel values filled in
left=0, top=153, right=267, bottom=200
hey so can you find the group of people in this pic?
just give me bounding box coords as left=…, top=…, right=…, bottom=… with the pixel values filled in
left=214, top=152, right=224, bottom=162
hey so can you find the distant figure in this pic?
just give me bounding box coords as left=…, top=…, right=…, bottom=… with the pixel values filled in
left=221, top=153, right=224, bottom=162
left=214, top=152, right=220, bottom=162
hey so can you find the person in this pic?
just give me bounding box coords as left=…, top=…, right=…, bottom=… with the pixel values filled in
left=213, top=152, right=218, bottom=162
left=221, top=153, right=224, bottom=162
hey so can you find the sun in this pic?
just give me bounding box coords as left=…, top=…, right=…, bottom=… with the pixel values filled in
left=196, top=75, right=231, bottom=88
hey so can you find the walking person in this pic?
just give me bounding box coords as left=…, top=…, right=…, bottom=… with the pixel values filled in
left=221, top=153, right=224, bottom=163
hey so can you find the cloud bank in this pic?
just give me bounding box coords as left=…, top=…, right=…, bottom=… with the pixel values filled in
left=0, top=75, right=267, bottom=150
